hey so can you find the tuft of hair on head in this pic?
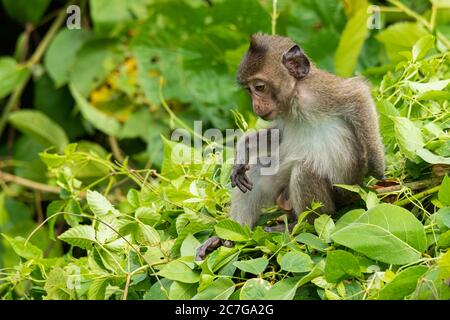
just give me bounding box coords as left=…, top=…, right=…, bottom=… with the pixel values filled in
left=249, top=33, right=268, bottom=53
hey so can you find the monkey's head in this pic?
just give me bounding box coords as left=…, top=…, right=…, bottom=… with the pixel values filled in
left=237, top=34, right=311, bottom=121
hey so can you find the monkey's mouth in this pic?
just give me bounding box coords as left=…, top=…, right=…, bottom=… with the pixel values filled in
left=260, top=111, right=274, bottom=120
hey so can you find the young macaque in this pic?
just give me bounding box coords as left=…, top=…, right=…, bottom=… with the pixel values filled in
left=196, top=34, right=384, bottom=260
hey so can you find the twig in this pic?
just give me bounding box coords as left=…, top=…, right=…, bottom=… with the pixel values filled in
left=374, top=177, right=442, bottom=194
left=122, top=272, right=132, bottom=300
left=0, top=80, right=29, bottom=138
left=0, top=5, right=68, bottom=137
left=271, top=0, right=278, bottom=35
left=108, top=136, right=125, bottom=163
left=34, top=191, right=44, bottom=224
left=393, top=185, right=441, bottom=207
left=0, top=171, right=60, bottom=194
left=387, top=0, right=450, bottom=49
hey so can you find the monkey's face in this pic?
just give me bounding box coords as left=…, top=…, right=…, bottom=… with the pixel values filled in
left=244, top=78, right=279, bottom=120
left=237, top=34, right=311, bottom=121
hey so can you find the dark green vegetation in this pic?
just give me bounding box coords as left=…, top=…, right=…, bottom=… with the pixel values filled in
left=0, top=0, right=449, bottom=300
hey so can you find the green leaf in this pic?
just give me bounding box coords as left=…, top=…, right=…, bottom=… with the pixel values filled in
left=135, top=207, right=160, bottom=226
left=70, top=84, right=121, bottom=136
left=207, top=247, right=239, bottom=273
left=410, top=266, right=450, bottom=299
left=392, top=117, right=424, bottom=163
left=240, top=278, right=271, bottom=300
left=438, top=250, right=450, bottom=279
left=325, top=250, right=361, bottom=283
left=214, top=219, right=251, bottom=242
left=2, top=235, right=43, bottom=260
left=87, top=279, right=109, bottom=300
left=69, top=38, right=122, bottom=97
left=161, top=137, right=202, bottom=179
left=180, top=234, right=201, bottom=258
left=169, top=281, right=197, bottom=300
left=279, top=251, right=314, bottom=273
left=58, top=225, right=96, bottom=249
left=233, top=258, right=269, bottom=275
left=416, top=148, right=450, bottom=165
left=86, top=190, right=120, bottom=217
left=90, top=0, right=132, bottom=35
left=376, top=22, right=428, bottom=62
left=314, top=214, right=335, bottom=243
left=9, top=110, right=69, bottom=152
left=136, top=224, right=160, bottom=246
left=44, top=29, right=91, bottom=87
left=263, top=277, right=300, bottom=300
left=143, top=279, right=171, bottom=300
left=0, top=57, right=29, bottom=98
left=126, top=189, right=140, bottom=208
left=331, top=204, right=427, bottom=265
left=438, top=175, right=450, bottom=206
left=335, top=5, right=368, bottom=76
left=295, top=233, right=328, bottom=251
left=435, top=207, right=450, bottom=231
left=417, top=90, right=450, bottom=101
left=412, top=35, right=435, bottom=61
left=378, top=266, right=428, bottom=300
left=172, top=209, right=214, bottom=254
left=407, top=79, right=450, bottom=93
left=157, top=260, right=200, bottom=284
left=1, top=0, right=50, bottom=24
left=192, top=278, right=235, bottom=300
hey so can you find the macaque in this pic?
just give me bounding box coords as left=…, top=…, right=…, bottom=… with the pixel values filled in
left=196, top=34, right=385, bottom=260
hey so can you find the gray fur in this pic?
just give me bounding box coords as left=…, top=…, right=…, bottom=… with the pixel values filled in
left=230, top=34, right=385, bottom=228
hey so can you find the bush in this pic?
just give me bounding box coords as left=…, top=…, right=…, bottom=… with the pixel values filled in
left=0, top=0, right=449, bottom=300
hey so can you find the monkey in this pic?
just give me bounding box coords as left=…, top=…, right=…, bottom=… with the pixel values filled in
left=196, top=34, right=385, bottom=260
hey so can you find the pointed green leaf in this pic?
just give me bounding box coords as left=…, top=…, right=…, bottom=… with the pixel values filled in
left=58, top=225, right=96, bottom=249
left=233, top=258, right=269, bottom=275
left=157, top=260, right=200, bottom=284
left=240, top=278, right=271, bottom=300
left=214, top=219, right=251, bottom=241
left=9, top=110, right=69, bottom=152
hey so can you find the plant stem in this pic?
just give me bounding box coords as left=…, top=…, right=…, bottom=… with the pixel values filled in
left=393, top=185, right=441, bottom=207
left=0, top=7, right=68, bottom=137
left=271, top=0, right=278, bottom=35
left=108, top=136, right=125, bottom=163
left=387, top=0, right=450, bottom=49
left=375, top=177, right=442, bottom=194
left=0, top=170, right=61, bottom=194
left=0, top=80, right=28, bottom=137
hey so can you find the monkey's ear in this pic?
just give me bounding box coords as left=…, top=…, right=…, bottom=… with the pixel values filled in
left=282, top=45, right=310, bottom=80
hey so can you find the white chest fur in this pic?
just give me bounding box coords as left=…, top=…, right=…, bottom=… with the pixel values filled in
left=279, top=117, right=356, bottom=183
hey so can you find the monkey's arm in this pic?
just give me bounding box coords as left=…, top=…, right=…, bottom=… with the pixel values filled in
left=231, top=127, right=278, bottom=193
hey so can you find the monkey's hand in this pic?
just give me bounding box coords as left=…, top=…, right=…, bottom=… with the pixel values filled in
left=231, top=164, right=253, bottom=193
left=195, top=236, right=233, bottom=261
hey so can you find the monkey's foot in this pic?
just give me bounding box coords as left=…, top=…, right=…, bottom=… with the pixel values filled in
left=195, top=236, right=234, bottom=261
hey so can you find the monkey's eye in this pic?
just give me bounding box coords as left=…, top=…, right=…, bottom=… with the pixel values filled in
left=254, top=82, right=266, bottom=92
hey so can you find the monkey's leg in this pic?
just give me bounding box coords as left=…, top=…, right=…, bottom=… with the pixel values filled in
left=264, top=188, right=298, bottom=233
left=196, top=168, right=277, bottom=260
left=229, top=167, right=279, bottom=226
left=195, top=237, right=233, bottom=261
left=289, top=165, right=335, bottom=222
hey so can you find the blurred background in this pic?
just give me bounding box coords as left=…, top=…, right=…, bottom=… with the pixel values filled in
left=0, top=0, right=449, bottom=273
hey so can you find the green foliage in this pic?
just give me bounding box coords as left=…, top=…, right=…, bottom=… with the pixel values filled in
left=0, top=0, right=449, bottom=301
